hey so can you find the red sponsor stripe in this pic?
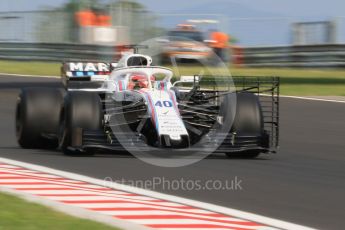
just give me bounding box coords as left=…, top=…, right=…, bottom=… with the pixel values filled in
left=119, top=81, right=123, bottom=91
left=146, top=93, right=157, bottom=125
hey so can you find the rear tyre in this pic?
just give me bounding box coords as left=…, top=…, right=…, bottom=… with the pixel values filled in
left=16, top=88, right=63, bottom=149
left=222, top=93, right=263, bottom=159
left=59, top=92, right=102, bottom=156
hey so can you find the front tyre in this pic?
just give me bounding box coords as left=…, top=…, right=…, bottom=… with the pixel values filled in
left=222, top=93, right=264, bottom=159
left=59, top=92, right=102, bottom=156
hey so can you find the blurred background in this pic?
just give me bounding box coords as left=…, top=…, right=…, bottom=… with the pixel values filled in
left=1, top=3, right=345, bottom=230
left=0, top=0, right=344, bottom=67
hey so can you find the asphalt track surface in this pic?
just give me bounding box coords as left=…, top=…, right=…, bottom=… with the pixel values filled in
left=0, top=75, right=344, bottom=230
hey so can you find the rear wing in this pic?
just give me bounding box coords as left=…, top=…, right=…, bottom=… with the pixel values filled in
left=61, top=62, right=118, bottom=79
left=61, top=62, right=118, bottom=88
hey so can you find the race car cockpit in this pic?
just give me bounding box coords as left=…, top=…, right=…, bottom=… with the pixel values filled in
left=128, top=75, right=156, bottom=90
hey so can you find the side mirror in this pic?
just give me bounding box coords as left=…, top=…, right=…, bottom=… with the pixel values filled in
left=156, top=38, right=170, bottom=43
left=180, top=75, right=200, bottom=82
left=90, top=75, right=109, bottom=82
left=204, top=39, right=216, bottom=44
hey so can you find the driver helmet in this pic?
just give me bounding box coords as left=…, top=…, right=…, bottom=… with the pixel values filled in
left=128, top=75, right=155, bottom=90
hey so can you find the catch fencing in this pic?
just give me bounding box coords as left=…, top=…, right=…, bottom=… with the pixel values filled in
left=242, top=44, right=345, bottom=68
left=0, top=42, right=344, bottom=68
left=0, top=42, right=116, bottom=62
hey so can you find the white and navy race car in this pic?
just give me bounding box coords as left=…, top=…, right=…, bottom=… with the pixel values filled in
left=15, top=50, right=279, bottom=158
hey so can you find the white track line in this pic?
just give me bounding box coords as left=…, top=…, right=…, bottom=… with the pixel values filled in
left=279, top=95, right=345, bottom=103
left=0, top=72, right=59, bottom=78
left=0, top=157, right=317, bottom=230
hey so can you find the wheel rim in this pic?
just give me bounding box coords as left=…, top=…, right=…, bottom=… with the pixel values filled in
left=15, top=97, right=23, bottom=139
left=58, top=107, right=67, bottom=148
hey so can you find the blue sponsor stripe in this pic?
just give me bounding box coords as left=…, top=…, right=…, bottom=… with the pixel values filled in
left=75, top=71, right=84, bottom=77
left=145, top=93, right=160, bottom=133
left=121, top=80, right=127, bottom=91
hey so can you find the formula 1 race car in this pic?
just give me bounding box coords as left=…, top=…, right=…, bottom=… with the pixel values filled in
left=15, top=49, right=279, bottom=158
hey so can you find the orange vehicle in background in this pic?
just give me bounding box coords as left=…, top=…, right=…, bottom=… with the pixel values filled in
left=75, top=8, right=111, bottom=27
left=209, top=30, right=229, bottom=62
left=75, top=8, right=97, bottom=27
left=162, top=24, right=213, bottom=63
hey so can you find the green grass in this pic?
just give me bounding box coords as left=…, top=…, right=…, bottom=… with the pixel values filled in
left=0, top=61, right=60, bottom=76
left=0, top=60, right=344, bottom=96
left=278, top=84, right=345, bottom=96
left=0, top=192, right=120, bottom=230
